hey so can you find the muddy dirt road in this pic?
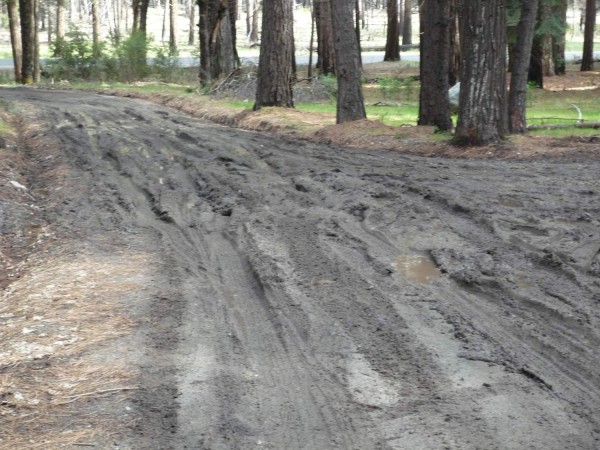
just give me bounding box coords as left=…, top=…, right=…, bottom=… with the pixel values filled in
left=1, top=88, right=599, bottom=449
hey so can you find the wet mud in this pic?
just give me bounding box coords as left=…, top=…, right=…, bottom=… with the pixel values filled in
left=1, top=88, right=599, bottom=449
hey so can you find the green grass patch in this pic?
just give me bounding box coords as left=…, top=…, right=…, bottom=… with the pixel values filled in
left=295, top=103, right=336, bottom=114
left=529, top=127, right=600, bottom=138
left=527, top=90, right=600, bottom=126
left=224, top=99, right=254, bottom=109
left=367, top=104, right=419, bottom=126
left=296, top=101, right=419, bottom=127
left=0, top=119, right=13, bottom=135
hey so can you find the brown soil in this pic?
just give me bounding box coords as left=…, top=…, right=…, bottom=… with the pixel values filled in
left=0, top=76, right=599, bottom=448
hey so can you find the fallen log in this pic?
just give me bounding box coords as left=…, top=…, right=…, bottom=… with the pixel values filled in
left=527, top=121, right=600, bottom=130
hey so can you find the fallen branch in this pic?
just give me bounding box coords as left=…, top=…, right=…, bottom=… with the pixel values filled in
left=527, top=121, right=600, bottom=130
left=210, top=69, right=241, bottom=95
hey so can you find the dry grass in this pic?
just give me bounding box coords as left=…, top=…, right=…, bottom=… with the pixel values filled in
left=0, top=249, right=152, bottom=449
left=0, top=110, right=154, bottom=449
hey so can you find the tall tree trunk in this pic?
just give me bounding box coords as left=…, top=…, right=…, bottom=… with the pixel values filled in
left=331, top=0, right=366, bottom=123
left=314, top=0, right=336, bottom=74
left=254, top=0, right=294, bottom=109
left=418, top=0, right=452, bottom=131
left=509, top=0, right=539, bottom=134
left=198, top=0, right=211, bottom=80
left=448, top=0, right=459, bottom=85
left=139, top=0, right=150, bottom=34
left=109, top=0, right=122, bottom=42
left=19, top=0, right=35, bottom=83
left=198, top=0, right=239, bottom=84
left=92, top=0, right=101, bottom=57
left=245, top=0, right=258, bottom=44
left=399, top=0, right=404, bottom=36
left=529, top=38, right=544, bottom=88
left=308, top=6, right=315, bottom=77
left=384, top=0, right=400, bottom=61
left=188, top=0, right=195, bottom=45
left=552, top=0, right=567, bottom=75
left=132, top=0, right=140, bottom=31
left=162, top=0, right=167, bottom=41
left=581, top=0, right=596, bottom=71
left=538, top=3, right=555, bottom=77
left=228, top=0, right=239, bottom=65
left=402, top=0, right=411, bottom=45
left=245, top=0, right=251, bottom=38
left=46, top=2, right=52, bottom=44
left=7, top=0, right=22, bottom=82
left=529, top=4, right=545, bottom=89
left=56, top=0, right=65, bottom=41
left=217, top=1, right=235, bottom=72
left=169, top=0, right=178, bottom=55
left=453, top=0, right=508, bottom=146
left=355, top=0, right=362, bottom=66
left=33, top=0, right=39, bottom=82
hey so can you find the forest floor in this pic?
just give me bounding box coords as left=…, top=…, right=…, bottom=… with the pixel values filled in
left=96, top=63, right=600, bottom=160
left=0, top=71, right=599, bottom=449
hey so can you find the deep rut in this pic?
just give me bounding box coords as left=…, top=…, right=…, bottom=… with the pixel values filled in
left=1, top=88, right=599, bottom=449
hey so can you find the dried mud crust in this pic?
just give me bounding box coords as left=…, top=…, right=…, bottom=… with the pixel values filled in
left=0, top=87, right=599, bottom=449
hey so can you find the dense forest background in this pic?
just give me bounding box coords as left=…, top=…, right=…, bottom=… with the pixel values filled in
left=1, top=0, right=598, bottom=144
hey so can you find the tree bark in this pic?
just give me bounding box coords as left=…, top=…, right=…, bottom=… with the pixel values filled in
left=540, top=3, right=555, bottom=77
left=253, top=0, right=294, bottom=109
left=198, top=0, right=238, bottom=84
left=552, top=0, right=567, bottom=75
left=384, top=0, right=400, bottom=61
left=355, top=0, right=362, bottom=67
left=198, top=0, right=211, bottom=80
left=314, top=0, right=336, bottom=74
left=509, top=0, right=539, bottom=134
left=529, top=34, right=544, bottom=88
left=140, top=0, right=150, bottom=34
left=19, top=0, right=35, bottom=84
left=169, top=0, right=178, bottom=55
left=453, top=0, right=508, bottom=146
left=228, top=0, right=238, bottom=64
left=418, top=0, right=452, bottom=131
left=92, top=0, right=101, bottom=57
left=402, top=0, right=411, bottom=45
left=330, top=0, right=366, bottom=123
left=448, top=0, right=459, bottom=86
left=581, top=0, right=596, bottom=71
left=33, top=0, right=39, bottom=82
left=46, top=2, right=51, bottom=44
left=7, top=0, right=22, bottom=82
left=188, top=0, right=195, bottom=45
left=245, top=0, right=259, bottom=45
left=56, top=0, right=65, bottom=41
left=132, top=0, right=140, bottom=31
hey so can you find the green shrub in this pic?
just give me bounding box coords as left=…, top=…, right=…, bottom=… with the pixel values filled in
left=45, top=28, right=155, bottom=83
left=319, top=74, right=338, bottom=100
left=152, top=45, right=183, bottom=83
left=379, top=76, right=416, bottom=101
left=379, top=77, right=402, bottom=100
left=47, top=28, right=98, bottom=80
left=115, top=31, right=151, bottom=82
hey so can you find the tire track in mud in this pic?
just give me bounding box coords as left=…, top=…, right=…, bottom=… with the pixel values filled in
left=1, top=88, right=599, bottom=449
left=295, top=156, right=600, bottom=444
left=227, top=135, right=600, bottom=448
